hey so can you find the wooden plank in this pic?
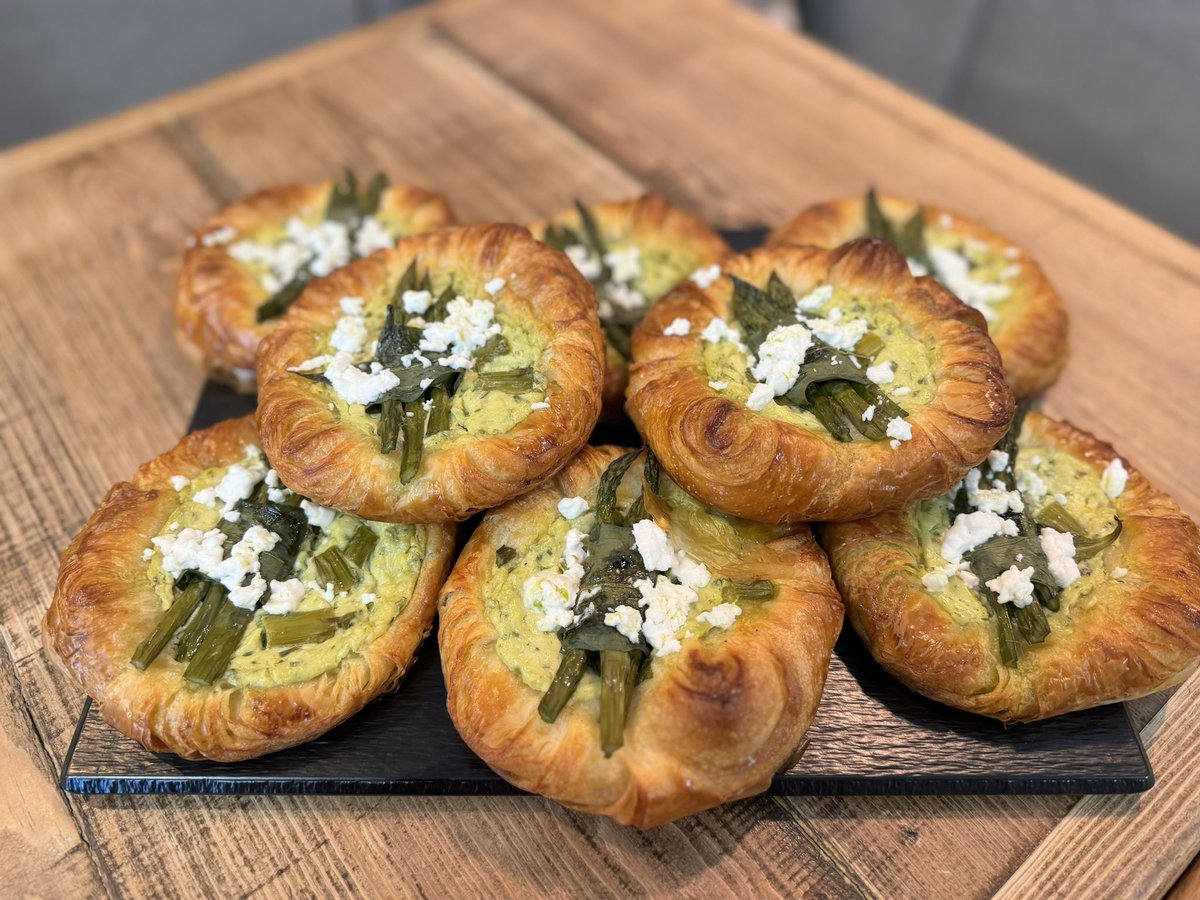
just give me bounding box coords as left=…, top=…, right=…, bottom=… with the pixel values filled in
left=0, top=16, right=870, bottom=898
left=995, top=674, right=1200, bottom=900
left=434, top=0, right=1200, bottom=520
left=1167, top=853, right=1200, bottom=900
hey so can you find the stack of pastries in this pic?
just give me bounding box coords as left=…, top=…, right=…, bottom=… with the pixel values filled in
left=45, top=177, right=1200, bottom=827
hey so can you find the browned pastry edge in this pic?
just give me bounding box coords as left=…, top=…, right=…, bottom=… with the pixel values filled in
left=768, top=194, right=1069, bottom=398
left=175, top=181, right=456, bottom=389
left=529, top=193, right=731, bottom=417
left=626, top=238, right=1015, bottom=523
left=821, top=411, right=1200, bottom=722
left=42, top=416, right=456, bottom=761
left=438, top=444, right=844, bottom=828
left=255, top=223, right=605, bottom=523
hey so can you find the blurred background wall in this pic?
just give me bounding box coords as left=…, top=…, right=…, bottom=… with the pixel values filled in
left=1, top=0, right=1196, bottom=239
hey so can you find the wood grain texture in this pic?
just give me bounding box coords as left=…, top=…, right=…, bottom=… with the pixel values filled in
left=0, top=0, right=1196, bottom=895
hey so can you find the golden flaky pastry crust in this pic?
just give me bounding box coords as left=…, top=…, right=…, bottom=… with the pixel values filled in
left=769, top=195, right=1068, bottom=398
left=529, top=194, right=730, bottom=417
left=256, top=224, right=605, bottom=524
left=175, top=181, right=455, bottom=390
left=438, top=445, right=843, bottom=828
left=626, top=239, right=1015, bottom=523
left=821, top=412, right=1200, bottom=722
left=42, top=417, right=455, bottom=761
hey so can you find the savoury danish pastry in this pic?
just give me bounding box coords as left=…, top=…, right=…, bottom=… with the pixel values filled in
left=529, top=195, right=730, bottom=416
left=438, top=445, right=843, bottom=828
left=821, top=409, right=1200, bottom=722
left=626, top=238, right=1015, bottom=523
left=176, top=172, right=455, bottom=391
left=769, top=191, right=1068, bottom=398
left=255, top=223, right=605, bottom=523
left=43, top=416, right=455, bottom=761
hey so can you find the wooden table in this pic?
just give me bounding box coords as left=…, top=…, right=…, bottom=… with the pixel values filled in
left=2, top=1, right=1198, bottom=896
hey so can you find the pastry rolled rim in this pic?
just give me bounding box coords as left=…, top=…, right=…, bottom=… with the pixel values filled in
left=768, top=195, right=1069, bottom=398
left=821, top=411, right=1200, bottom=722
left=255, top=223, right=605, bottom=524
left=529, top=193, right=731, bottom=416
left=42, top=416, right=456, bottom=761
left=437, top=444, right=844, bottom=828
left=626, top=238, right=1016, bottom=523
left=175, top=181, right=456, bottom=389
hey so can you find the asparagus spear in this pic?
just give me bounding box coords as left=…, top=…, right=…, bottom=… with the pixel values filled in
left=808, top=384, right=854, bottom=442
left=722, top=579, right=777, bottom=604
left=987, top=594, right=1020, bottom=668
left=174, top=582, right=227, bottom=662
left=343, top=525, right=379, bottom=567
left=358, top=172, right=389, bottom=217
left=378, top=398, right=403, bottom=454
left=183, top=596, right=254, bottom=686
left=263, top=609, right=344, bottom=648
left=425, top=385, right=451, bottom=435
left=599, top=649, right=641, bottom=757
left=315, top=545, right=356, bottom=594
left=399, top=401, right=426, bottom=483
left=477, top=368, right=536, bottom=392
left=473, top=334, right=511, bottom=368
left=1013, top=601, right=1051, bottom=644
left=130, top=580, right=207, bottom=669
left=538, top=649, right=589, bottom=723
left=255, top=267, right=310, bottom=322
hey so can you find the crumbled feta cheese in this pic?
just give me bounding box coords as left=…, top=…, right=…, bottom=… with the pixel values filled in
left=361, top=592, right=377, bottom=605
left=1110, top=567, right=1128, bottom=579
left=201, top=225, right=237, bottom=247
left=152, top=527, right=227, bottom=580
left=663, top=317, right=691, bottom=336
left=564, top=244, right=602, bottom=281
left=192, top=487, right=217, bottom=508
left=339, top=296, right=364, bottom=315
left=939, top=213, right=954, bottom=229
left=419, top=297, right=499, bottom=359
left=670, top=551, right=710, bottom=589
left=142, top=547, right=154, bottom=561
left=169, top=475, right=190, bottom=491
left=213, top=455, right=268, bottom=513
left=329, top=310, right=368, bottom=354
left=635, top=575, right=698, bottom=656
left=523, top=572, right=578, bottom=632
left=806, top=307, right=869, bottom=351
left=986, top=565, right=1036, bottom=608
left=969, top=487, right=1024, bottom=516
left=690, top=264, right=722, bottom=289
left=1017, top=468, right=1048, bottom=501
left=941, top=510, right=1019, bottom=563
left=301, top=499, right=337, bottom=529
left=222, top=510, right=241, bottom=523
left=927, top=244, right=1011, bottom=318
left=892, top=386, right=912, bottom=397
left=1039, top=527, right=1081, bottom=588
left=289, top=354, right=333, bottom=374
left=531, top=401, right=550, bottom=410
left=324, top=352, right=400, bottom=405
left=795, top=283, right=833, bottom=312
left=557, top=496, right=590, bottom=520
left=750, top=323, right=813, bottom=398
left=229, top=216, right=352, bottom=292
left=921, top=571, right=950, bottom=592
left=708, top=380, right=728, bottom=391
left=601, top=282, right=645, bottom=313
left=562, top=528, right=589, bottom=571
left=746, top=383, right=775, bottom=412
left=632, top=519, right=675, bottom=572
left=1004, top=246, right=1021, bottom=259
left=700, top=316, right=745, bottom=349
left=1054, top=493, right=1069, bottom=506
left=987, top=450, right=1010, bottom=472
left=866, top=362, right=894, bottom=385
left=1101, top=458, right=1128, bottom=499
left=861, top=404, right=877, bottom=422
left=604, top=605, right=643, bottom=642
left=906, top=257, right=929, bottom=277
left=402, top=289, right=432, bottom=315
left=886, top=417, right=912, bottom=445
left=603, top=246, right=642, bottom=283
left=484, top=277, right=506, bottom=295
left=353, top=215, right=393, bottom=258
left=262, top=578, right=307, bottom=615
left=697, top=602, right=741, bottom=630
left=228, top=575, right=268, bottom=610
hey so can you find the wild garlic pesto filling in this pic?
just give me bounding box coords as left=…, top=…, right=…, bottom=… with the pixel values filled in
left=698, top=277, right=936, bottom=441
left=288, top=258, right=552, bottom=470
left=140, top=445, right=425, bottom=689
left=482, top=460, right=752, bottom=701
left=911, top=437, right=1127, bottom=639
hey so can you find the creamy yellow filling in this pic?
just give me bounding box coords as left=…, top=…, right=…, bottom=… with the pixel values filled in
left=145, top=463, right=426, bottom=689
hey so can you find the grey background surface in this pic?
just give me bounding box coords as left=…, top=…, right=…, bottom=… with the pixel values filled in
left=2, top=0, right=1195, bottom=239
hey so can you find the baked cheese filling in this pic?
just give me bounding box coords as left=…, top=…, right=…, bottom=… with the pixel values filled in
left=696, top=270, right=936, bottom=444
left=137, top=444, right=425, bottom=689
left=481, top=451, right=775, bottom=755
left=861, top=190, right=1023, bottom=325
left=194, top=172, right=406, bottom=323
left=909, top=412, right=1128, bottom=665
left=288, top=256, right=549, bottom=479
left=542, top=201, right=702, bottom=360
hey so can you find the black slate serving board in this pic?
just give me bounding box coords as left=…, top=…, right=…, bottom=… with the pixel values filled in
left=60, top=228, right=1153, bottom=796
